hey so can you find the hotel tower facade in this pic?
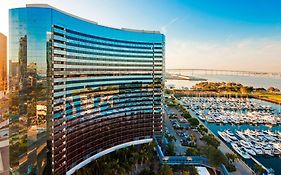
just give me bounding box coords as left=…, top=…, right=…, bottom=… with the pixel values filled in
left=9, top=4, right=165, bottom=175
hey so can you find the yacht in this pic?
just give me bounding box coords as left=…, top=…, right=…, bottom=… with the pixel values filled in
left=240, top=140, right=252, bottom=149
left=236, top=131, right=247, bottom=140
left=231, top=143, right=251, bottom=159
left=228, top=134, right=238, bottom=141
left=253, top=147, right=263, bottom=155
left=244, top=147, right=257, bottom=156
left=218, top=131, right=232, bottom=143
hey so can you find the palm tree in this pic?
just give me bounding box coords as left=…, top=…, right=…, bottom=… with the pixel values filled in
left=254, top=163, right=265, bottom=175
left=225, top=153, right=238, bottom=163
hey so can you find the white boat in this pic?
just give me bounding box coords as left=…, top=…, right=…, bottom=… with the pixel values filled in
left=198, top=115, right=206, bottom=121
left=240, top=140, right=252, bottom=149
left=253, top=148, right=263, bottom=155
left=236, top=131, right=247, bottom=140
left=273, top=148, right=281, bottom=155
left=231, top=143, right=251, bottom=159
left=263, top=149, right=274, bottom=156
left=244, top=148, right=256, bottom=156
left=218, top=131, right=232, bottom=143
left=227, top=134, right=238, bottom=141
left=225, top=130, right=235, bottom=136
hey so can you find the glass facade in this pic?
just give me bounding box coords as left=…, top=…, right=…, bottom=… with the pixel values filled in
left=9, top=4, right=164, bottom=175
left=0, top=33, right=7, bottom=93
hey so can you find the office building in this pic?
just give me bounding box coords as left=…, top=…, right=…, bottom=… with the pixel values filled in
left=0, top=33, right=7, bottom=94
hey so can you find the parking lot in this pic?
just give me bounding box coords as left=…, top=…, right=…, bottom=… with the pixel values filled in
left=164, top=106, right=198, bottom=155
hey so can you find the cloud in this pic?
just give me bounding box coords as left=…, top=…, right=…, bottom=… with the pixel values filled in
left=160, top=17, right=180, bottom=35
left=166, top=38, right=281, bottom=72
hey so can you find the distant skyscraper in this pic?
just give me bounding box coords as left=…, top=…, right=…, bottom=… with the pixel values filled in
left=9, top=4, right=165, bottom=175
left=0, top=33, right=7, bottom=93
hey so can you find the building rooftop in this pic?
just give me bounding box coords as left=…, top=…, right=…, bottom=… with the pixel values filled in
left=26, top=4, right=161, bottom=34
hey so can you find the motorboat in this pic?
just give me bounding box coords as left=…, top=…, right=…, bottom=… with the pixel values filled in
left=240, top=140, right=252, bottom=149
left=253, top=148, right=263, bottom=155
left=218, top=131, right=232, bottom=143
left=231, top=143, right=251, bottom=159
left=244, top=147, right=257, bottom=156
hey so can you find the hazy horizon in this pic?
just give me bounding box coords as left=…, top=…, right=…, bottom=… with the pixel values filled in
left=1, top=0, right=280, bottom=72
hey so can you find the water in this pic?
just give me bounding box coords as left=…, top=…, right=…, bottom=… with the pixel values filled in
left=203, top=123, right=281, bottom=175
left=188, top=99, right=281, bottom=175
left=166, top=74, right=281, bottom=90
left=170, top=74, right=281, bottom=173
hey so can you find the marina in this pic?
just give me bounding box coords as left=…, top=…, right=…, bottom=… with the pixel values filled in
left=181, top=97, right=281, bottom=126
left=218, top=129, right=281, bottom=157
left=179, top=96, right=281, bottom=174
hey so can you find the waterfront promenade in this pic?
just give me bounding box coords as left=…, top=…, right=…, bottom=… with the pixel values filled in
left=186, top=107, right=255, bottom=175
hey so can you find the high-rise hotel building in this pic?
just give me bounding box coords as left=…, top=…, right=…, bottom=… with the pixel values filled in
left=9, top=4, right=164, bottom=175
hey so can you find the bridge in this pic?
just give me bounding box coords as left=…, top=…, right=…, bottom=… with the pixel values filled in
left=166, top=68, right=281, bottom=77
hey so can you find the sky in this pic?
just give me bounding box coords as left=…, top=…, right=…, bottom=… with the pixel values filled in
left=0, top=0, right=280, bottom=72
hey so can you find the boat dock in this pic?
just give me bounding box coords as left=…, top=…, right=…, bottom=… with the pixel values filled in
left=251, top=156, right=271, bottom=174
left=183, top=105, right=255, bottom=175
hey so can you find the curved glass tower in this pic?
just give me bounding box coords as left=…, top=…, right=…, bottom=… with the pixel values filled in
left=9, top=4, right=165, bottom=175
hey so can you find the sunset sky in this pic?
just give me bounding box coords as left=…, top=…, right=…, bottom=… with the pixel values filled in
left=1, top=0, right=280, bottom=72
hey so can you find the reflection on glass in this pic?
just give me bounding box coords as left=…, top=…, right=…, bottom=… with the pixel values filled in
left=9, top=5, right=164, bottom=175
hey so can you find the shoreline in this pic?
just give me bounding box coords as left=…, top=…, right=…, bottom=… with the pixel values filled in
left=172, top=90, right=281, bottom=105
left=253, top=96, right=281, bottom=105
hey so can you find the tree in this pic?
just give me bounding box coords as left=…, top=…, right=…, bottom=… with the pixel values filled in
left=198, top=125, right=208, bottom=134
left=201, top=134, right=220, bottom=148
left=139, top=168, right=156, bottom=175
left=188, top=118, right=199, bottom=127
left=186, top=148, right=200, bottom=156
left=183, top=111, right=192, bottom=119
left=254, top=163, right=265, bottom=175
left=240, top=86, right=253, bottom=94
left=187, top=166, right=198, bottom=175
left=75, top=143, right=156, bottom=175
left=159, top=165, right=173, bottom=175
left=225, top=153, right=238, bottom=163
left=200, top=146, right=227, bottom=168
left=255, top=88, right=266, bottom=92
left=165, top=143, right=175, bottom=156
left=267, top=87, right=280, bottom=93
left=166, top=135, right=176, bottom=143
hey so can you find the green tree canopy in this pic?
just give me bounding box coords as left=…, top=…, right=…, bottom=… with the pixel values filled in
left=186, top=148, right=200, bottom=156
left=201, top=134, right=220, bottom=148
left=267, top=87, right=280, bottom=93
left=159, top=165, right=173, bottom=175
left=188, top=118, right=199, bottom=127
left=200, top=146, right=227, bottom=167
left=165, top=143, right=175, bottom=156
